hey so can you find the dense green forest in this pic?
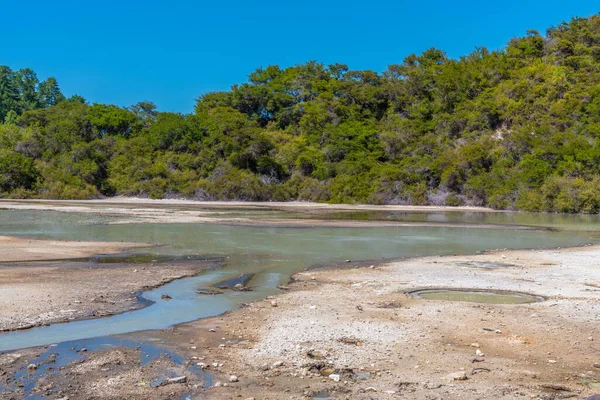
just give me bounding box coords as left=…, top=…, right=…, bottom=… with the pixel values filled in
left=1, top=14, right=600, bottom=212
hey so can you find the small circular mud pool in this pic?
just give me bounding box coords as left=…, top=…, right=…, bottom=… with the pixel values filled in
left=406, top=288, right=545, bottom=304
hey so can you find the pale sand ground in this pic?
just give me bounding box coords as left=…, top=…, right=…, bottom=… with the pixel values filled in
left=0, top=197, right=498, bottom=212
left=161, top=244, right=600, bottom=399
left=1, top=201, right=599, bottom=399
left=0, top=236, right=217, bottom=331
left=0, top=198, right=530, bottom=230
left=0, top=235, right=141, bottom=262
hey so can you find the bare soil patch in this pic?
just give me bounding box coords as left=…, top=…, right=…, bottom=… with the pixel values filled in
left=156, top=244, right=600, bottom=399
left=0, top=236, right=219, bottom=331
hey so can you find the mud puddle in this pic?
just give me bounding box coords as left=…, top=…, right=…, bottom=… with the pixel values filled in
left=407, top=288, right=545, bottom=304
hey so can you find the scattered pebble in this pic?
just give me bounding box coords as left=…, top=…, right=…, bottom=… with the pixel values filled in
left=168, top=376, right=187, bottom=384
left=442, top=371, right=468, bottom=382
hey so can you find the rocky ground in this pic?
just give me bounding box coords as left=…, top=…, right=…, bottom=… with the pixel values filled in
left=153, top=244, right=600, bottom=400
left=0, top=341, right=203, bottom=400
left=1, top=217, right=600, bottom=399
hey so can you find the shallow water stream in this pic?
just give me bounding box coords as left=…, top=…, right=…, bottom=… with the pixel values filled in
left=0, top=207, right=598, bottom=352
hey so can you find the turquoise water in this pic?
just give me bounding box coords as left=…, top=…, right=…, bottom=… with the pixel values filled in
left=0, top=208, right=598, bottom=351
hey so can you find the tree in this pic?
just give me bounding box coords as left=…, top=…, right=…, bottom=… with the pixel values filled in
left=38, top=77, right=65, bottom=108
left=0, top=66, right=19, bottom=121
left=87, top=104, right=139, bottom=136
left=16, top=68, right=39, bottom=111
left=66, top=94, right=86, bottom=104
left=3, top=110, right=18, bottom=124
left=129, top=101, right=158, bottom=128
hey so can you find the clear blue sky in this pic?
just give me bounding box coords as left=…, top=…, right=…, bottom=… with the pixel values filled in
left=2, top=1, right=598, bottom=113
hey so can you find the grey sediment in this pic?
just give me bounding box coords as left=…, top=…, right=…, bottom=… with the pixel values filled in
left=405, top=287, right=547, bottom=304
left=0, top=255, right=225, bottom=334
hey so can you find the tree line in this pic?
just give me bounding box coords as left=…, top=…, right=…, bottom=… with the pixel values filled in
left=1, top=13, right=600, bottom=213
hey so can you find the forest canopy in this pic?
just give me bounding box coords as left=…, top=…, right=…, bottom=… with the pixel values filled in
left=1, top=13, right=600, bottom=213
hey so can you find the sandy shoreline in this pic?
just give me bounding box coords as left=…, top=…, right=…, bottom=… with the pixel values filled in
left=0, top=235, right=145, bottom=263
left=0, top=242, right=599, bottom=398
left=0, top=236, right=219, bottom=332
left=150, top=244, right=600, bottom=399
left=0, top=198, right=536, bottom=230
left=1, top=202, right=599, bottom=399
left=0, top=197, right=499, bottom=212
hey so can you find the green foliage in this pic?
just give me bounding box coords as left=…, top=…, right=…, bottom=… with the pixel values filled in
left=1, top=13, right=600, bottom=213
left=87, top=104, right=139, bottom=136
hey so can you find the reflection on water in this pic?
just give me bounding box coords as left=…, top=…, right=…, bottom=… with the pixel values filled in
left=1, top=336, right=212, bottom=398
left=0, top=208, right=598, bottom=351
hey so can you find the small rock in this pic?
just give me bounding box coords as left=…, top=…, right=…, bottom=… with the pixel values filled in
left=309, top=305, right=317, bottom=310
left=271, top=301, right=278, bottom=307
left=229, top=375, right=239, bottom=382
left=470, top=343, right=480, bottom=348
left=475, top=349, right=485, bottom=357
left=208, top=328, right=216, bottom=332
left=442, top=371, right=468, bottom=382
left=197, top=289, right=224, bottom=296
left=27, top=364, right=37, bottom=371
left=593, top=363, right=600, bottom=369
left=214, top=381, right=222, bottom=387
left=161, top=294, right=172, bottom=301
left=424, top=383, right=442, bottom=389
left=365, top=387, right=377, bottom=392
left=168, top=376, right=187, bottom=384
left=197, top=362, right=207, bottom=369
left=272, top=361, right=284, bottom=368
left=329, top=374, right=340, bottom=382
left=306, top=350, right=325, bottom=359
